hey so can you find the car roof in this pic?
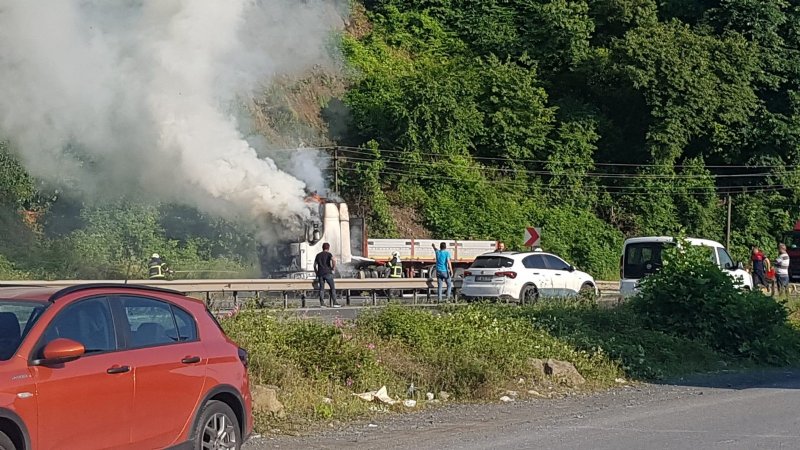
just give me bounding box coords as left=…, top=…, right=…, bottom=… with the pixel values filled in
left=0, top=283, right=186, bottom=303
left=623, top=236, right=724, bottom=248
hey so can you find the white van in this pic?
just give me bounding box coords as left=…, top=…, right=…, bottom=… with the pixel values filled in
left=620, top=236, right=753, bottom=298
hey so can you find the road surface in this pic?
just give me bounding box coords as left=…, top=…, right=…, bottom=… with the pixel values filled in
left=245, top=369, right=800, bottom=450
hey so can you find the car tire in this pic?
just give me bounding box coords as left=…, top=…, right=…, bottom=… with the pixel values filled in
left=0, top=431, right=15, bottom=450
left=195, top=400, right=241, bottom=450
left=519, top=284, right=538, bottom=305
left=579, top=283, right=597, bottom=300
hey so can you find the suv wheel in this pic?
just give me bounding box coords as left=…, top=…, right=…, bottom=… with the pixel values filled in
left=0, top=430, right=15, bottom=450
left=196, top=400, right=241, bottom=450
left=519, top=285, right=538, bottom=305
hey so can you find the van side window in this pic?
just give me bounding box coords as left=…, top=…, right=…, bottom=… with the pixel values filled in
left=717, top=248, right=734, bottom=270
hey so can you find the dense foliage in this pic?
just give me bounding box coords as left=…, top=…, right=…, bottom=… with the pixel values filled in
left=629, top=241, right=800, bottom=363
left=340, top=0, right=800, bottom=276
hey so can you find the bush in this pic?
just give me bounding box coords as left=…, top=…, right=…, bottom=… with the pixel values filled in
left=629, top=240, right=796, bottom=363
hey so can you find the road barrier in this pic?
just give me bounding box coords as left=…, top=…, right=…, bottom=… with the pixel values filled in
left=1, top=278, right=621, bottom=308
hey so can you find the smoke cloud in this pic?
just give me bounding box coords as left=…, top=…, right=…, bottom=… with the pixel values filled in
left=0, top=0, right=344, bottom=230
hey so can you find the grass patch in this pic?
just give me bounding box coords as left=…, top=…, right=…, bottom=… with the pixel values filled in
left=222, top=256, right=800, bottom=435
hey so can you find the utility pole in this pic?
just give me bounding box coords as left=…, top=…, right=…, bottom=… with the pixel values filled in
left=333, top=147, right=339, bottom=194
left=726, top=193, right=732, bottom=249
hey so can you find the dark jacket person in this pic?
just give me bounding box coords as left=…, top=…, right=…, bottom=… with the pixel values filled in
left=314, top=243, right=340, bottom=308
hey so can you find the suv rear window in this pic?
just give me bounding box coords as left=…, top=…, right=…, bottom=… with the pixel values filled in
left=623, top=242, right=672, bottom=279
left=0, top=300, right=47, bottom=361
left=471, top=256, right=514, bottom=269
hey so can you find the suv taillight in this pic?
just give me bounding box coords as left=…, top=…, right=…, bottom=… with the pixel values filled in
left=495, top=271, right=517, bottom=279
left=238, top=347, right=249, bottom=368
left=464, top=271, right=472, bottom=277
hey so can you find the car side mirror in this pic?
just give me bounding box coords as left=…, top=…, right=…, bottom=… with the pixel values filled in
left=736, top=262, right=744, bottom=270
left=32, top=338, right=85, bottom=366
left=568, top=265, right=576, bottom=272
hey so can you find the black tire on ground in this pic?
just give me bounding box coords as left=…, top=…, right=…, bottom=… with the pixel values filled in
left=0, top=430, right=15, bottom=450
left=579, top=283, right=597, bottom=300
left=519, top=284, right=538, bottom=305
left=195, top=400, right=242, bottom=450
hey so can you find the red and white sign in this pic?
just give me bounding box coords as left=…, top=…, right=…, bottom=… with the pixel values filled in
left=523, top=227, right=541, bottom=248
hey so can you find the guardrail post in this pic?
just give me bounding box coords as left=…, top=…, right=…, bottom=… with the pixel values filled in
left=371, top=290, right=377, bottom=306
left=346, top=289, right=351, bottom=306
left=412, top=289, right=417, bottom=305
left=301, top=293, right=306, bottom=308
left=282, top=291, right=288, bottom=309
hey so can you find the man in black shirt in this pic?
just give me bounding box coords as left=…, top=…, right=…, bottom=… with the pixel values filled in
left=314, top=243, right=340, bottom=308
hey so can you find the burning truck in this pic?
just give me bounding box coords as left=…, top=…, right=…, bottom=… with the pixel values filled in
left=258, top=194, right=498, bottom=279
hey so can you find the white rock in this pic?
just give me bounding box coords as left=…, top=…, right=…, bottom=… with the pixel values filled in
left=403, top=399, right=417, bottom=408
left=368, top=424, right=378, bottom=428
left=499, top=396, right=514, bottom=403
left=426, top=392, right=435, bottom=401
left=517, top=377, right=526, bottom=385
left=615, top=378, right=627, bottom=384
left=527, top=390, right=542, bottom=397
left=504, top=390, right=519, bottom=397
left=322, top=397, right=333, bottom=404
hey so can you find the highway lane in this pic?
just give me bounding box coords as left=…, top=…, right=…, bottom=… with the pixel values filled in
left=245, top=369, right=800, bottom=450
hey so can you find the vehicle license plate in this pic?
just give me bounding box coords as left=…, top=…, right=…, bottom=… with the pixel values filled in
left=475, top=275, right=493, bottom=282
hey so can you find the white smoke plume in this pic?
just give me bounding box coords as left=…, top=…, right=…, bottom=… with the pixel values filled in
left=0, top=0, right=345, bottom=229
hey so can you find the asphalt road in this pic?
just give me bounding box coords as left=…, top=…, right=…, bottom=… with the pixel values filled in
left=245, top=369, right=800, bottom=450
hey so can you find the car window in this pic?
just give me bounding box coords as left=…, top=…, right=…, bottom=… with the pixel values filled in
left=717, top=247, right=735, bottom=269
left=522, top=255, right=547, bottom=269
left=471, top=256, right=514, bottom=269
left=42, top=297, right=116, bottom=354
left=0, top=301, right=47, bottom=361
left=543, top=255, right=571, bottom=271
left=121, top=296, right=180, bottom=348
left=172, top=305, right=198, bottom=341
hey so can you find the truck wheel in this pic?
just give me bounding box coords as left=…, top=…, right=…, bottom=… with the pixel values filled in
left=519, top=285, right=538, bottom=305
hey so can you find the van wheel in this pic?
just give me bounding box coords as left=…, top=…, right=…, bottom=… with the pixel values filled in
left=195, top=400, right=241, bottom=450
left=0, top=431, right=15, bottom=450
left=519, top=285, right=538, bottom=305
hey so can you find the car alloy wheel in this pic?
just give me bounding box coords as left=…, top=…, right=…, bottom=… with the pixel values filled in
left=520, top=285, right=538, bottom=305
left=198, top=401, right=240, bottom=450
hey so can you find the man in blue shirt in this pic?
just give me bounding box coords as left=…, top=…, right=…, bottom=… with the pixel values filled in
left=432, top=242, right=453, bottom=302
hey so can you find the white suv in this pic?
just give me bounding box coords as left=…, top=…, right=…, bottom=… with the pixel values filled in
left=460, top=251, right=598, bottom=303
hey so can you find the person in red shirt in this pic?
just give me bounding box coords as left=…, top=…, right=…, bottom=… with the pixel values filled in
left=751, top=246, right=772, bottom=291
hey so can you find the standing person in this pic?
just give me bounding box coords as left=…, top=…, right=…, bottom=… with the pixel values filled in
left=432, top=242, right=453, bottom=302
left=751, top=246, right=771, bottom=292
left=314, top=243, right=341, bottom=308
left=148, top=253, right=170, bottom=280
left=387, top=252, right=403, bottom=278
left=495, top=241, right=506, bottom=252
left=775, top=243, right=791, bottom=295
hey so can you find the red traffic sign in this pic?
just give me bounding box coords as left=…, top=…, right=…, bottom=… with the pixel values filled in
left=524, top=227, right=541, bottom=247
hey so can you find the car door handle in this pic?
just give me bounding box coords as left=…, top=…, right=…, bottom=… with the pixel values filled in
left=106, top=365, right=131, bottom=374
left=181, top=356, right=201, bottom=364
left=532, top=272, right=540, bottom=275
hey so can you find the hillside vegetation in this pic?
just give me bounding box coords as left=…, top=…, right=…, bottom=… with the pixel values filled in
left=2, top=1, right=800, bottom=279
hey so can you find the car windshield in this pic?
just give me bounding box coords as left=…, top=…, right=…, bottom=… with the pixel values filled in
left=0, top=300, right=48, bottom=361
left=471, top=256, right=514, bottom=269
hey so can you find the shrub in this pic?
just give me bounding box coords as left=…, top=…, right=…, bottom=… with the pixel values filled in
left=629, top=240, right=794, bottom=362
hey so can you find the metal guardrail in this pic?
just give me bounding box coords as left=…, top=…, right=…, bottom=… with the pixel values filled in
left=1, top=278, right=622, bottom=308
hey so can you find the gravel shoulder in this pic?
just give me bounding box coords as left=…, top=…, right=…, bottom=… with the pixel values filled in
left=244, top=368, right=800, bottom=450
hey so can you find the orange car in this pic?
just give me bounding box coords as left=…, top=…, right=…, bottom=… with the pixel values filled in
left=0, top=284, right=253, bottom=450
